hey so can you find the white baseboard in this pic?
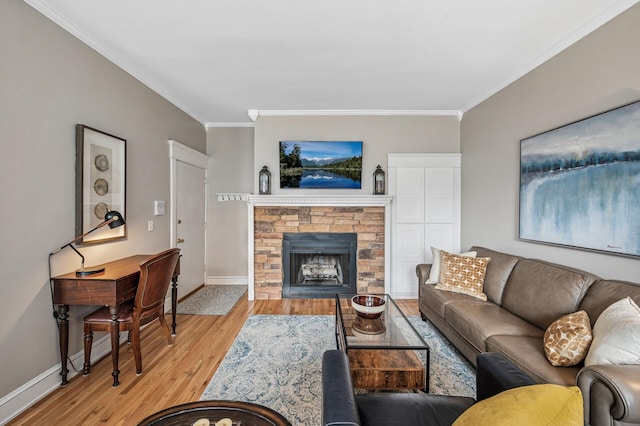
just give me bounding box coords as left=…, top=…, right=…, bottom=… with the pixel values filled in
left=392, top=291, right=419, bottom=299
left=0, top=330, right=121, bottom=424
left=206, top=275, right=248, bottom=285
left=0, top=298, right=175, bottom=425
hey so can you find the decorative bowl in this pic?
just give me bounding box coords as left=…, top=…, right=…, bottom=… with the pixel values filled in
left=351, top=295, right=386, bottom=319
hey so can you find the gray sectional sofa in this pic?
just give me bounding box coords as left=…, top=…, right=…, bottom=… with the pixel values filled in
left=417, top=246, right=640, bottom=426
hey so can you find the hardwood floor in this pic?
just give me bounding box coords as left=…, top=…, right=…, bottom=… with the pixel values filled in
left=10, top=296, right=418, bottom=425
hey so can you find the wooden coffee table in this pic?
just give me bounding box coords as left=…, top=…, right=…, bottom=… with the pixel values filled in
left=335, top=294, right=430, bottom=392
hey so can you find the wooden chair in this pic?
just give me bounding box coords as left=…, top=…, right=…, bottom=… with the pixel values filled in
left=82, top=248, right=181, bottom=377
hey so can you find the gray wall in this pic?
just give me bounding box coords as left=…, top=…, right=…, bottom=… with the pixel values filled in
left=0, top=0, right=205, bottom=399
left=461, top=3, right=640, bottom=282
left=204, top=115, right=460, bottom=280
left=207, top=127, right=254, bottom=277
left=254, top=115, right=460, bottom=195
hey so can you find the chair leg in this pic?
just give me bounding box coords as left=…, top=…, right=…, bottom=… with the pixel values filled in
left=83, top=329, right=93, bottom=375
left=159, top=313, right=173, bottom=346
left=131, top=326, right=143, bottom=375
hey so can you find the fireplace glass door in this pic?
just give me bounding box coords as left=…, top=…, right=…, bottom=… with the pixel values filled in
left=282, top=233, right=357, bottom=298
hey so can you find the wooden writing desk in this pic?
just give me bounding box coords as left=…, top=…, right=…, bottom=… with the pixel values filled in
left=52, top=254, right=180, bottom=386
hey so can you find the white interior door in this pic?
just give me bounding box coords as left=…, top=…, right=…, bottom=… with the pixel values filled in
left=169, top=140, right=209, bottom=302
left=176, top=160, right=206, bottom=298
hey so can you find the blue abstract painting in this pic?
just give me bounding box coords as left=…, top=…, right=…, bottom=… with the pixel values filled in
left=519, top=100, right=640, bottom=257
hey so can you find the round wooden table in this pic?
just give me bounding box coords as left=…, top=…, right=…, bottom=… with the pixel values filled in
left=137, top=400, right=292, bottom=426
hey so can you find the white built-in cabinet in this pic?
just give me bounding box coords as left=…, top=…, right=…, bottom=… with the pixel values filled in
left=388, top=154, right=461, bottom=298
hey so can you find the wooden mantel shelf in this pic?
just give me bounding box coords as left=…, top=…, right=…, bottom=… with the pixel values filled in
left=246, top=194, right=393, bottom=206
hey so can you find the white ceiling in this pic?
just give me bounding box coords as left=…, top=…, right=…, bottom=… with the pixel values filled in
left=25, top=0, right=639, bottom=126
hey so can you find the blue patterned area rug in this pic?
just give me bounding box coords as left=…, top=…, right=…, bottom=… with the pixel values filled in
left=200, top=315, right=475, bottom=426
left=177, top=285, right=247, bottom=315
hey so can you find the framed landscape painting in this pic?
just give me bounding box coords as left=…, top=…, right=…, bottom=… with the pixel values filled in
left=279, top=141, right=363, bottom=189
left=519, top=100, right=640, bottom=257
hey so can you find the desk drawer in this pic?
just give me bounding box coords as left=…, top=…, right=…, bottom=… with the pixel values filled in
left=122, top=285, right=137, bottom=302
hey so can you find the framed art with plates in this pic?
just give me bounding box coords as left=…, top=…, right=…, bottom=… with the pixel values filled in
left=75, top=124, right=126, bottom=244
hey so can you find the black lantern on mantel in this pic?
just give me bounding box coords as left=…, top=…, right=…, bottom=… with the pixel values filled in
left=259, top=165, right=271, bottom=195
left=373, top=165, right=385, bottom=195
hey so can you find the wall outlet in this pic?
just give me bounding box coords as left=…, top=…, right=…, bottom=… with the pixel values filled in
left=147, top=220, right=154, bottom=231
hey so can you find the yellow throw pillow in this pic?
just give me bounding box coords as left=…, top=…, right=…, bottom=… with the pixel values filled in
left=453, top=384, right=583, bottom=426
left=435, top=250, right=490, bottom=301
left=544, top=310, right=592, bottom=367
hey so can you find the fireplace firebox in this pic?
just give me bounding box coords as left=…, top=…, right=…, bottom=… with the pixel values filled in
left=282, top=233, right=357, bottom=298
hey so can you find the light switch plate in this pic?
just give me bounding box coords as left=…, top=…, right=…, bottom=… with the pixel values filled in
left=154, top=200, right=165, bottom=216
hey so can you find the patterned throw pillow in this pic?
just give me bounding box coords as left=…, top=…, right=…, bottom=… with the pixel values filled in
left=543, top=311, right=592, bottom=367
left=425, top=247, right=477, bottom=284
left=435, top=250, right=490, bottom=301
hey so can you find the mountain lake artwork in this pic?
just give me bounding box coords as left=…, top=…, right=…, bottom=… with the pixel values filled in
left=279, top=141, right=363, bottom=189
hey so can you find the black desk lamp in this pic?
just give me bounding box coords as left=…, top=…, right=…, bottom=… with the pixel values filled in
left=49, top=210, right=126, bottom=276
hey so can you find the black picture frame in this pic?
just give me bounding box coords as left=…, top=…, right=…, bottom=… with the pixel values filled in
left=75, top=124, right=127, bottom=244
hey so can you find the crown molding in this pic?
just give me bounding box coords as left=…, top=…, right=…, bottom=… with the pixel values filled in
left=248, top=109, right=462, bottom=121
left=24, top=0, right=208, bottom=127
left=206, top=122, right=255, bottom=129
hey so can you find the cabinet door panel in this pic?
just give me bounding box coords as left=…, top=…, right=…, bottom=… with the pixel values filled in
left=425, top=224, right=456, bottom=259
left=396, top=168, right=425, bottom=223
left=394, top=224, right=424, bottom=298
left=425, top=168, right=454, bottom=223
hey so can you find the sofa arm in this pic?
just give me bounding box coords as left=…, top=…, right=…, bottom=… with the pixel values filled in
left=577, top=364, right=640, bottom=425
left=476, top=353, right=536, bottom=401
left=416, top=264, right=432, bottom=288
left=322, top=350, right=360, bottom=426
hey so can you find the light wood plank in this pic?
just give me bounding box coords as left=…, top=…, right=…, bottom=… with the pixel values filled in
left=9, top=297, right=418, bottom=425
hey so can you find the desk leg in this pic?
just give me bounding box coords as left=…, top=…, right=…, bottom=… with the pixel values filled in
left=109, top=306, right=120, bottom=387
left=56, top=305, right=69, bottom=386
left=171, top=275, right=178, bottom=335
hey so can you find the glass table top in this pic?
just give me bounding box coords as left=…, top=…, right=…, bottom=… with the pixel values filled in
left=336, top=294, right=429, bottom=350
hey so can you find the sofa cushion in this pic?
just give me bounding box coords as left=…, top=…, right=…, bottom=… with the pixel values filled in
left=453, top=384, right=583, bottom=426
left=501, top=259, right=597, bottom=330
left=421, top=284, right=485, bottom=319
left=435, top=251, right=491, bottom=301
left=585, top=297, right=640, bottom=366
left=543, top=310, right=592, bottom=367
left=470, top=247, right=522, bottom=305
left=579, top=279, right=640, bottom=326
left=486, top=335, right=580, bottom=385
left=445, top=301, right=543, bottom=353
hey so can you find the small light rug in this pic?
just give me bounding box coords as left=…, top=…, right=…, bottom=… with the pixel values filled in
left=200, top=315, right=475, bottom=426
left=176, top=285, right=247, bottom=315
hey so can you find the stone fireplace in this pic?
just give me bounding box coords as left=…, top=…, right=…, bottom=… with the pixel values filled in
left=247, top=195, right=392, bottom=300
